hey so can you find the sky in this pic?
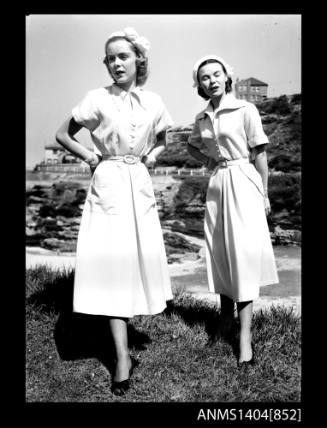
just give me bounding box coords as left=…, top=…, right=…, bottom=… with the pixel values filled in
left=26, top=14, right=301, bottom=168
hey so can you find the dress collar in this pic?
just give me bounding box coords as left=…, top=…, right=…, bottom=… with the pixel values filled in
left=108, top=84, right=146, bottom=110
left=197, top=93, right=247, bottom=120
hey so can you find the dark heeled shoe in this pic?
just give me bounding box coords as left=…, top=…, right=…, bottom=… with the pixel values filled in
left=111, top=358, right=139, bottom=396
left=111, top=379, right=130, bottom=396
left=238, top=357, right=255, bottom=368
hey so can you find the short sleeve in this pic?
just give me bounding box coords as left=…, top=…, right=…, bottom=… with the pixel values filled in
left=72, top=91, right=100, bottom=131
left=244, top=103, right=269, bottom=148
left=154, top=96, right=174, bottom=135
left=187, top=119, right=204, bottom=150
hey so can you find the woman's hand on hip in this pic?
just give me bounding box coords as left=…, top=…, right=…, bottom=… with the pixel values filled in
left=86, top=154, right=101, bottom=175
left=142, top=153, right=156, bottom=168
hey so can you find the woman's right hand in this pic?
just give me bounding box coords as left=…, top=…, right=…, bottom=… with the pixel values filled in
left=86, top=154, right=101, bottom=175
left=142, top=153, right=156, bottom=169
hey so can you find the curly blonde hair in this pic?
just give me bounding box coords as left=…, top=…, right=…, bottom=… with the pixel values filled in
left=103, top=36, right=149, bottom=87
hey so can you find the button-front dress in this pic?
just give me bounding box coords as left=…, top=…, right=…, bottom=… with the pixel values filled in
left=188, top=93, right=279, bottom=302
left=71, top=84, right=173, bottom=317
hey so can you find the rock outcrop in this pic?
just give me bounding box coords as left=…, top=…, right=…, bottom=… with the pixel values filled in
left=26, top=179, right=203, bottom=259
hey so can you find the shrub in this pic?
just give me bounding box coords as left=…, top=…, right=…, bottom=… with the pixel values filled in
left=184, top=158, right=203, bottom=168
left=258, top=95, right=291, bottom=115
left=158, top=155, right=190, bottom=168
left=261, top=114, right=279, bottom=125
left=269, top=173, right=301, bottom=227
left=269, top=154, right=301, bottom=172
left=263, top=122, right=279, bottom=136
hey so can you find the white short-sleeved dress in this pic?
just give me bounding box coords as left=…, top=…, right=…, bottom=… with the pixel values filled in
left=188, top=93, right=279, bottom=302
left=71, top=84, right=174, bottom=317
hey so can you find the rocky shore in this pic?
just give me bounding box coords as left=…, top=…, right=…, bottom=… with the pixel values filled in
left=25, top=177, right=203, bottom=263
left=26, top=172, right=301, bottom=260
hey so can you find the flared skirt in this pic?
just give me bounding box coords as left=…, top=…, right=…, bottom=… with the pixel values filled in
left=205, top=162, right=279, bottom=302
left=73, top=160, right=173, bottom=317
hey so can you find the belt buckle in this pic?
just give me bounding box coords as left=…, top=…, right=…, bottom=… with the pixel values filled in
left=124, top=155, right=138, bottom=164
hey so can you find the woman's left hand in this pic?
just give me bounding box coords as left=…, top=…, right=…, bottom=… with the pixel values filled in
left=264, top=196, right=271, bottom=216
left=142, top=153, right=156, bottom=168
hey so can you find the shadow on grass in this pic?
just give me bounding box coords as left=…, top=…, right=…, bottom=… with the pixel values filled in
left=164, top=293, right=300, bottom=365
left=164, top=294, right=239, bottom=358
left=26, top=267, right=152, bottom=375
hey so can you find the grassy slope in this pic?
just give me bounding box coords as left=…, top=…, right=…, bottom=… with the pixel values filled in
left=26, top=266, right=301, bottom=402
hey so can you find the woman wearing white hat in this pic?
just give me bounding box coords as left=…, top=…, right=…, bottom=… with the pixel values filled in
left=56, top=28, right=173, bottom=394
left=187, top=55, right=279, bottom=367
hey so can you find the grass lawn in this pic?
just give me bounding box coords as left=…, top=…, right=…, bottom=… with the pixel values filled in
left=26, top=266, right=301, bottom=403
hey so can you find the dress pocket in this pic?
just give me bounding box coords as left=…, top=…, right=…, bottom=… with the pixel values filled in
left=238, top=164, right=264, bottom=196
left=89, top=185, right=118, bottom=214
left=136, top=165, right=156, bottom=213
left=86, top=165, right=119, bottom=214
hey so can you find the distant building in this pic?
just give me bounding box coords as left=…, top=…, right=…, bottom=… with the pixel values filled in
left=44, top=142, right=93, bottom=165
left=234, top=77, right=268, bottom=104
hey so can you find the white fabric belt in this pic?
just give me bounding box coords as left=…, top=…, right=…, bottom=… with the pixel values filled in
left=215, top=158, right=250, bottom=168
left=101, top=154, right=142, bottom=164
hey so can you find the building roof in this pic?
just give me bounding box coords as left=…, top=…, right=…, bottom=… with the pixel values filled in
left=238, top=77, right=268, bottom=86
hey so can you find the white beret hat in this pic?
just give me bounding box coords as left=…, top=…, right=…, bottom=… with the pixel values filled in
left=192, top=55, right=234, bottom=87
left=106, top=27, right=150, bottom=57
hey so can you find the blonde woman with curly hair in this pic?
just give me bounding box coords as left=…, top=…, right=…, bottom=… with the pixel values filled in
left=56, top=28, right=173, bottom=395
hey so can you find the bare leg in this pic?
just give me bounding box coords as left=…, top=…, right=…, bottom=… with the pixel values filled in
left=236, top=300, right=253, bottom=363
left=109, top=317, right=132, bottom=382
left=220, top=294, right=235, bottom=337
